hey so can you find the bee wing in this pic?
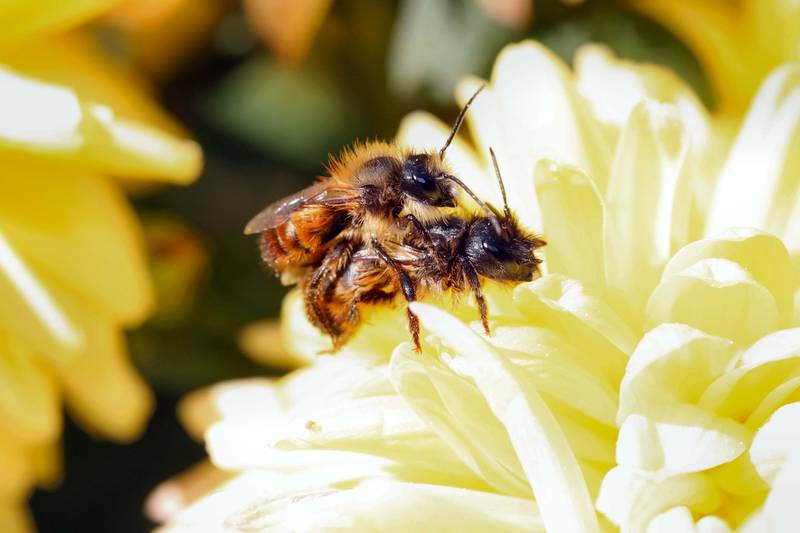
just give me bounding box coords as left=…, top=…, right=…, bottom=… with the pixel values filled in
left=244, top=181, right=350, bottom=235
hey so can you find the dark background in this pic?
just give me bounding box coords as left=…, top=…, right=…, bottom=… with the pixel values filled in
left=29, top=0, right=709, bottom=530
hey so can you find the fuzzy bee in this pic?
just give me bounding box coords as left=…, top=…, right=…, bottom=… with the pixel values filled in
left=244, top=87, right=486, bottom=285
left=304, top=149, right=545, bottom=350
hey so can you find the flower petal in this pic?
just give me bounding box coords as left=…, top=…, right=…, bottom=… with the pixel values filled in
left=0, top=0, right=122, bottom=47
left=705, top=63, right=800, bottom=243
left=619, top=323, right=735, bottom=423
left=390, top=346, right=530, bottom=497
left=166, top=471, right=544, bottom=533
left=411, top=302, right=600, bottom=533
left=52, top=297, right=153, bottom=441
left=513, top=275, right=636, bottom=388
left=604, top=100, right=691, bottom=322
left=533, top=159, right=605, bottom=291
left=0, top=66, right=201, bottom=183
left=574, top=44, right=711, bottom=150
left=0, top=332, right=60, bottom=444
left=699, top=328, right=800, bottom=420
left=0, top=173, right=154, bottom=325
left=0, top=230, right=82, bottom=359
left=616, top=404, right=750, bottom=476
left=645, top=258, right=779, bottom=347
left=596, top=466, right=722, bottom=532
left=663, top=229, right=797, bottom=327
left=748, top=402, right=800, bottom=487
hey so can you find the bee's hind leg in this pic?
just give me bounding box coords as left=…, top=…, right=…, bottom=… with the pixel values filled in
left=304, top=240, right=353, bottom=344
left=372, top=240, right=421, bottom=352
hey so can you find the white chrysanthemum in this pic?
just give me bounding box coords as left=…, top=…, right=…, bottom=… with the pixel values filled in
left=163, top=41, right=800, bottom=532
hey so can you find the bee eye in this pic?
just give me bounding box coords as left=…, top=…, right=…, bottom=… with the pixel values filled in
left=482, top=240, right=501, bottom=255
left=412, top=173, right=433, bottom=188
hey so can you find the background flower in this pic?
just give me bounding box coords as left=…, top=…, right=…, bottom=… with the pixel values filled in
left=161, top=41, right=800, bottom=532
left=627, top=0, right=800, bottom=116
left=0, top=0, right=201, bottom=529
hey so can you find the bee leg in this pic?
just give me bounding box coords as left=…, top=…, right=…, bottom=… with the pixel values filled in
left=462, top=259, right=490, bottom=335
left=304, top=240, right=353, bottom=341
left=403, top=214, right=434, bottom=250
left=372, top=240, right=421, bottom=352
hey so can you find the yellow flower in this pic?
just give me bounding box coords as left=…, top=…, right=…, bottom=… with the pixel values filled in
left=163, top=41, right=800, bottom=532
left=0, top=1, right=201, bottom=530
left=627, top=0, right=800, bottom=116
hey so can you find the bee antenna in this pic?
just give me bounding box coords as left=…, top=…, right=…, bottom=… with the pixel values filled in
left=488, top=147, right=511, bottom=223
left=439, top=84, right=485, bottom=160
left=443, top=174, right=492, bottom=217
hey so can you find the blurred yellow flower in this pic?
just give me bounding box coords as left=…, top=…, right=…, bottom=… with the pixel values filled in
left=0, top=1, right=201, bottom=530
left=628, top=0, right=800, bottom=116
left=163, top=41, right=800, bottom=532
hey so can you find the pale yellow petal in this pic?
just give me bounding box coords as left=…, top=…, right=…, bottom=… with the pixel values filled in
left=616, top=404, right=750, bottom=476
left=0, top=173, right=154, bottom=325
left=663, top=229, right=797, bottom=327
left=604, top=100, right=691, bottom=323
left=646, top=507, right=695, bottom=533
left=618, top=323, right=735, bottom=423
left=390, top=346, right=531, bottom=497
left=514, top=275, right=636, bottom=388
left=699, top=328, right=800, bottom=420
left=239, top=319, right=311, bottom=370
left=645, top=258, right=778, bottom=347
left=411, top=302, right=600, bottom=533
left=533, top=159, right=605, bottom=291
left=0, top=66, right=201, bottom=183
left=166, top=471, right=543, bottom=533
left=574, top=44, right=710, bottom=150
left=747, top=402, right=800, bottom=486
left=0, top=332, right=60, bottom=444
left=705, top=64, right=800, bottom=242
left=745, top=375, right=800, bottom=429
left=0, top=0, right=123, bottom=47
left=596, top=466, right=722, bottom=532
left=751, top=441, right=800, bottom=532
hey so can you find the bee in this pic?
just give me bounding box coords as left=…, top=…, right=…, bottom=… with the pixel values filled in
left=244, top=86, right=486, bottom=285
left=306, top=148, right=545, bottom=350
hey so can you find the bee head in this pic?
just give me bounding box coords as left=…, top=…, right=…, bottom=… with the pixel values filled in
left=465, top=213, right=544, bottom=281
left=400, top=154, right=456, bottom=207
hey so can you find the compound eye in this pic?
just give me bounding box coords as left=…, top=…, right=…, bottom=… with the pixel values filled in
left=412, top=172, right=434, bottom=189
left=482, top=239, right=501, bottom=255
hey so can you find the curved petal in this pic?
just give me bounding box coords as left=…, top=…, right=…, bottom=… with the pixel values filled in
left=0, top=333, right=60, bottom=444
left=664, top=229, right=796, bottom=327
left=646, top=258, right=779, bottom=347
left=514, top=275, right=636, bottom=388
left=616, top=404, right=750, bottom=476
left=618, top=323, right=735, bottom=423
left=411, top=302, right=600, bottom=533
left=533, top=159, right=605, bottom=291
left=705, top=63, right=800, bottom=243
left=165, top=471, right=544, bottom=533
left=596, top=466, right=722, bottom=532
left=0, top=66, right=201, bottom=183
left=604, top=100, right=691, bottom=323
left=0, top=173, right=154, bottom=325
left=699, top=328, right=800, bottom=420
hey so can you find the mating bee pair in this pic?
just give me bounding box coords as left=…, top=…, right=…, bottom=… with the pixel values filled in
left=245, top=88, right=545, bottom=351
